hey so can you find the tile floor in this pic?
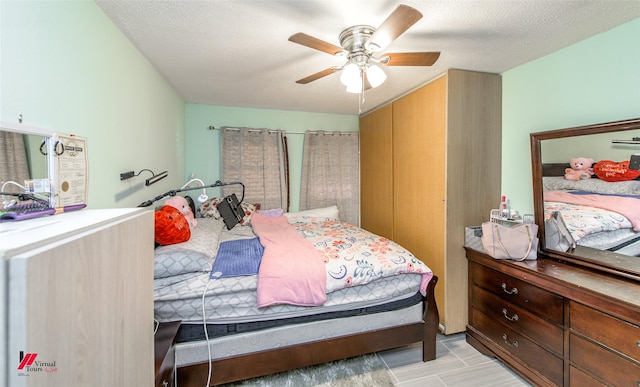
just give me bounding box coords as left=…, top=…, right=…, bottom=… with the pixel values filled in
left=377, top=333, right=533, bottom=386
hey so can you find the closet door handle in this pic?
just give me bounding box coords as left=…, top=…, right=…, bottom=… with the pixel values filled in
left=501, top=283, right=518, bottom=295
left=502, top=308, right=519, bottom=322
left=502, top=333, right=519, bottom=348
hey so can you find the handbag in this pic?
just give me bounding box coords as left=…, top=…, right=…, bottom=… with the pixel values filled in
left=545, top=211, right=576, bottom=252
left=481, top=222, right=539, bottom=261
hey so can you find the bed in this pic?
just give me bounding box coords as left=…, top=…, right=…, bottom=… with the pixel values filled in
left=152, top=203, right=439, bottom=386
left=542, top=163, right=640, bottom=255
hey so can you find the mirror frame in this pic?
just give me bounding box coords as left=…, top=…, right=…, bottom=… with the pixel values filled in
left=1, top=120, right=56, bottom=207
left=531, top=117, right=640, bottom=281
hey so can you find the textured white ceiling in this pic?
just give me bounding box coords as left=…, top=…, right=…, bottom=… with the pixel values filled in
left=96, top=0, right=640, bottom=115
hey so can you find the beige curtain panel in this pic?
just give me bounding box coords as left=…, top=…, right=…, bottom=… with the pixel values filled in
left=300, top=131, right=360, bottom=226
left=221, top=127, right=289, bottom=211
left=0, top=131, right=30, bottom=192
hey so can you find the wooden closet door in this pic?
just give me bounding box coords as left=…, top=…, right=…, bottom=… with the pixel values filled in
left=360, top=104, right=394, bottom=240
left=392, top=75, right=447, bottom=315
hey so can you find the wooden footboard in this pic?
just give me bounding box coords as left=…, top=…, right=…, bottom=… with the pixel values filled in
left=177, top=275, right=439, bottom=386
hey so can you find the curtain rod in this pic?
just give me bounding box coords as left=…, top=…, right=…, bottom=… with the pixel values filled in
left=207, top=126, right=356, bottom=136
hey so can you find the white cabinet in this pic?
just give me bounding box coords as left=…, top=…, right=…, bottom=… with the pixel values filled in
left=1, top=208, right=154, bottom=386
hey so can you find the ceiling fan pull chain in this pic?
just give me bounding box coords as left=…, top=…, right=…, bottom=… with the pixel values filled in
left=359, top=69, right=365, bottom=113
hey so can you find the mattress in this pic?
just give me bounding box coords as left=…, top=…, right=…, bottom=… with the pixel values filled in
left=155, top=268, right=424, bottom=324
left=154, top=216, right=431, bottom=324
left=176, top=291, right=423, bottom=342
left=578, top=227, right=640, bottom=252
left=174, top=301, right=424, bottom=367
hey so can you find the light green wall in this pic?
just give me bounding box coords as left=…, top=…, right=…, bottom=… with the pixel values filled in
left=502, top=18, right=640, bottom=214
left=185, top=104, right=358, bottom=212
left=1, top=1, right=185, bottom=209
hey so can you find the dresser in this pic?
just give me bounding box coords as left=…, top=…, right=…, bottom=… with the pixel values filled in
left=0, top=208, right=154, bottom=387
left=466, top=247, right=640, bottom=386
left=361, top=69, right=502, bottom=333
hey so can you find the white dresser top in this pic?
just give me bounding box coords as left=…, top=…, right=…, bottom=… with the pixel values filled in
left=0, top=208, right=150, bottom=260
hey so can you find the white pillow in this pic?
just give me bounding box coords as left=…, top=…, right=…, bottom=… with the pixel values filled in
left=153, top=218, right=224, bottom=279
left=284, top=205, right=340, bottom=220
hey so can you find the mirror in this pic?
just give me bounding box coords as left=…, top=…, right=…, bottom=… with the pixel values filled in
left=0, top=121, right=55, bottom=207
left=531, top=118, right=640, bottom=280
left=0, top=132, right=48, bottom=179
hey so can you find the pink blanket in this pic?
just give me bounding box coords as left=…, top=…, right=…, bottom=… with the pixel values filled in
left=251, top=213, right=327, bottom=307
left=544, top=191, right=640, bottom=231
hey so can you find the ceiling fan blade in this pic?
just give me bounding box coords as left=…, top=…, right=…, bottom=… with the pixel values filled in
left=366, top=4, right=423, bottom=52
left=289, top=33, right=344, bottom=56
left=295, top=67, right=338, bottom=84
left=383, top=52, right=441, bottom=66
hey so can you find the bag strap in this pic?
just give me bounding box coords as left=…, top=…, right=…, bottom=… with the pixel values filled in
left=494, top=223, right=533, bottom=261
left=552, top=211, right=576, bottom=249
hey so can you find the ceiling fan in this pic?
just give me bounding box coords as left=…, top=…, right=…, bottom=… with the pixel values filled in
left=289, top=4, right=440, bottom=94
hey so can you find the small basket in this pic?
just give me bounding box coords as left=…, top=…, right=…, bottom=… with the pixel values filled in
left=465, top=226, right=484, bottom=252
left=490, top=209, right=534, bottom=227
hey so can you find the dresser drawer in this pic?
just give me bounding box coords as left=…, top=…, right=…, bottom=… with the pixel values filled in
left=473, top=308, right=564, bottom=385
left=570, top=301, right=640, bottom=363
left=470, top=262, right=563, bottom=325
left=570, top=333, right=640, bottom=386
left=472, top=285, right=563, bottom=356
left=569, top=366, right=606, bottom=387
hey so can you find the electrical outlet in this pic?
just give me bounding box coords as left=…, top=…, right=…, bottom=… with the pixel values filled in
left=630, top=154, right=640, bottom=170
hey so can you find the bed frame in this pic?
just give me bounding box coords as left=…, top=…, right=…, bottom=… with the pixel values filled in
left=177, top=275, right=439, bottom=386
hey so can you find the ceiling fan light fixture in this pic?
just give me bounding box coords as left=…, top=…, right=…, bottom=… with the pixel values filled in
left=346, top=77, right=363, bottom=93
left=366, top=64, right=387, bottom=88
left=340, top=63, right=360, bottom=87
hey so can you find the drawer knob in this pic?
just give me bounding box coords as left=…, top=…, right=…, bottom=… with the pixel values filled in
left=502, top=308, right=519, bottom=322
left=501, top=283, right=518, bottom=295
left=503, top=333, right=519, bottom=348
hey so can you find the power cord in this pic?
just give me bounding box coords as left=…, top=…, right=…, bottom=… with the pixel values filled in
left=201, top=279, right=214, bottom=387
left=1, top=180, right=50, bottom=208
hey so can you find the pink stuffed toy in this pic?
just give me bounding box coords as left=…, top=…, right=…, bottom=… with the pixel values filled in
left=564, top=157, right=594, bottom=181
left=165, top=196, right=197, bottom=228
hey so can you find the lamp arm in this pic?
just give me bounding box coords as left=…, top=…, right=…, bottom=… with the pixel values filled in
left=137, top=180, right=245, bottom=207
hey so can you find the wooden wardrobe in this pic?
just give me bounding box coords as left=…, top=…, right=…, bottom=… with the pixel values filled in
left=360, top=69, right=502, bottom=334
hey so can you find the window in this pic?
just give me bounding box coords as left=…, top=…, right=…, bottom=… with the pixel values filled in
left=221, top=127, right=289, bottom=210
left=300, top=131, right=359, bottom=225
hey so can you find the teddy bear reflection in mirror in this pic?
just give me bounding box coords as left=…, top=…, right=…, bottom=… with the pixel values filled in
left=564, top=157, right=594, bottom=181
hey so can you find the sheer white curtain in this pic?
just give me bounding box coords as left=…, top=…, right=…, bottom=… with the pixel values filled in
left=221, top=127, right=289, bottom=210
left=0, top=131, right=30, bottom=192
left=300, top=131, right=360, bottom=226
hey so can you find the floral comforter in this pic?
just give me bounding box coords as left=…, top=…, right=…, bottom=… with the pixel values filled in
left=544, top=201, right=632, bottom=241
left=287, top=215, right=433, bottom=296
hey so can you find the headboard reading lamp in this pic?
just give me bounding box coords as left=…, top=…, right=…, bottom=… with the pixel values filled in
left=137, top=180, right=245, bottom=230
left=181, top=178, right=209, bottom=203
left=120, top=169, right=168, bottom=186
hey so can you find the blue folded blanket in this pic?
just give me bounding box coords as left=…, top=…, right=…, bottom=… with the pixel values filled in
left=210, top=237, right=264, bottom=279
